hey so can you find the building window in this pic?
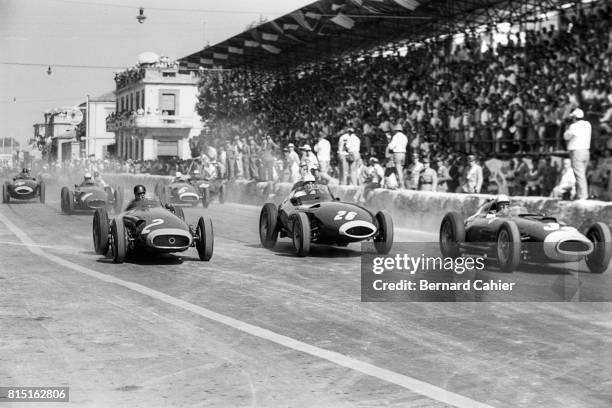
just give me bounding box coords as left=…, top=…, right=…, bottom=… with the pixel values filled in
left=160, top=92, right=177, bottom=116
left=130, top=94, right=134, bottom=111
left=135, top=92, right=140, bottom=111
left=141, top=90, right=145, bottom=109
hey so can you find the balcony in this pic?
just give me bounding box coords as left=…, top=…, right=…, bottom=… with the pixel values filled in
left=106, top=111, right=197, bottom=131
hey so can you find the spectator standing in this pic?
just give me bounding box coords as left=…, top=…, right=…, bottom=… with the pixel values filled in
left=405, top=153, right=423, bottom=190
left=463, top=154, right=483, bottom=193
left=386, top=124, right=408, bottom=187
left=435, top=157, right=451, bottom=192
left=337, top=129, right=351, bottom=185
left=418, top=157, right=438, bottom=192
left=359, top=157, right=385, bottom=203
left=563, top=108, right=591, bottom=199
left=287, top=143, right=301, bottom=183
left=346, top=128, right=361, bottom=185
left=314, top=133, right=331, bottom=175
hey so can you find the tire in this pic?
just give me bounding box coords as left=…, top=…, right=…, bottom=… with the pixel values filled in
left=111, top=217, right=127, bottom=263
left=39, top=181, right=45, bottom=204
left=218, top=184, right=225, bottom=204
left=174, top=206, right=185, bottom=222
left=259, top=203, right=279, bottom=249
left=585, top=222, right=612, bottom=274
left=66, top=190, right=74, bottom=214
left=93, top=208, right=110, bottom=255
left=196, top=216, right=214, bottom=261
left=201, top=188, right=210, bottom=208
left=292, top=212, right=311, bottom=257
left=439, top=212, right=465, bottom=258
left=113, top=186, right=124, bottom=213
left=2, top=183, right=8, bottom=204
left=496, top=221, right=521, bottom=272
left=60, top=187, right=69, bottom=213
left=374, top=210, right=394, bottom=254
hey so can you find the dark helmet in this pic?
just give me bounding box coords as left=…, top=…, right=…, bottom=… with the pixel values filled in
left=93, top=171, right=100, bottom=177
left=133, top=185, right=146, bottom=195
left=22, top=167, right=30, bottom=173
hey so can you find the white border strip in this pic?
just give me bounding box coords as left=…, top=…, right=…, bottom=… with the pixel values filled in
left=0, top=211, right=495, bottom=408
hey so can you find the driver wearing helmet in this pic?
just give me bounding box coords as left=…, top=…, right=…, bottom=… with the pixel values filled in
left=173, top=171, right=187, bottom=183
left=126, top=184, right=147, bottom=210
left=15, top=168, right=32, bottom=180
left=493, top=194, right=511, bottom=216
left=80, top=172, right=95, bottom=186
left=93, top=171, right=108, bottom=187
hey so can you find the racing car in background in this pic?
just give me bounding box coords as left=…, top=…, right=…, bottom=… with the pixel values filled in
left=92, top=196, right=213, bottom=263
left=439, top=197, right=612, bottom=273
left=259, top=181, right=393, bottom=257
left=155, top=178, right=200, bottom=207
left=60, top=183, right=123, bottom=214
left=190, top=172, right=225, bottom=208
left=2, top=174, right=45, bottom=204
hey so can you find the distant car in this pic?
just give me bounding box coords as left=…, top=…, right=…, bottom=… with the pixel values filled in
left=92, top=196, right=213, bottom=263
left=2, top=175, right=45, bottom=204
left=259, top=181, right=393, bottom=257
left=60, top=183, right=123, bottom=214
left=439, top=200, right=612, bottom=273
left=155, top=180, right=200, bottom=207
left=190, top=175, right=225, bottom=208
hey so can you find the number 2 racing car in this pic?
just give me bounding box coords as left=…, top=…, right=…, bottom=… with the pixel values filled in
left=92, top=196, right=213, bottom=264
left=439, top=197, right=612, bottom=273
left=60, top=183, right=123, bottom=214
left=3, top=175, right=45, bottom=204
left=259, top=181, right=393, bottom=257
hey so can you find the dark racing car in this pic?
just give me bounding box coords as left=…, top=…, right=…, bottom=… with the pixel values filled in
left=2, top=171, right=45, bottom=204
left=190, top=172, right=225, bottom=208
left=155, top=178, right=200, bottom=207
left=439, top=195, right=612, bottom=273
left=259, top=180, right=393, bottom=257
left=92, top=196, right=213, bottom=263
left=60, top=182, right=123, bottom=214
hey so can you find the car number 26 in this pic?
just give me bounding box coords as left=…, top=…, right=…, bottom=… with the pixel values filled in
left=142, top=219, right=164, bottom=234
left=334, top=210, right=357, bottom=221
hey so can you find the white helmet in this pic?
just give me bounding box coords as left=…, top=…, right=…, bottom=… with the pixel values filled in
left=84, top=172, right=92, bottom=180
left=495, top=194, right=510, bottom=204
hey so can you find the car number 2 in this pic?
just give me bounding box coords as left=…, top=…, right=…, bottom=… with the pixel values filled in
left=334, top=210, right=357, bottom=221
left=142, top=218, right=164, bottom=234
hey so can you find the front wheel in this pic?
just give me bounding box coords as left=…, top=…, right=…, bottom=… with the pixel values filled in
left=196, top=216, right=214, bottom=261
left=374, top=210, right=394, bottom=254
left=259, top=203, right=279, bottom=249
left=218, top=184, right=225, bottom=204
left=439, top=212, right=465, bottom=258
left=585, top=222, right=612, bottom=274
left=292, top=212, right=311, bottom=257
left=93, top=208, right=110, bottom=255
left=113, top=186, right=124, bottom=213
left=111, top=217, right=127, bottom=263
left=496, top=221, right=521, bottom=272
left=2, top=183, right=8, bottom=204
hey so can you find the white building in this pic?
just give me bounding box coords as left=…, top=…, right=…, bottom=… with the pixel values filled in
left=79, top=91, right=116, bottom=160
left=107, top=52, right=203, bottom=161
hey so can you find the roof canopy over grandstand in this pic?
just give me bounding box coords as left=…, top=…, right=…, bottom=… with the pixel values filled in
left=179, top=0, right=572, bottom=71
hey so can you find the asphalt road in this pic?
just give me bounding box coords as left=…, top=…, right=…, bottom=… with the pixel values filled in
left=1, top=187, right=611, bottom=408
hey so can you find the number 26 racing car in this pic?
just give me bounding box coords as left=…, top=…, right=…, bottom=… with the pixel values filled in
left=259, top=181, right=393, bottom=257
left=3, top=174, right=45, bottom=204
left=439, top=196, right=612, bottom=273
left=92, top=196, right=213, bottom=264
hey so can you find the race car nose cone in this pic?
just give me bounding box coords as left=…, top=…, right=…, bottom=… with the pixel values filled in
left=339, top=220, right=376, bottom=239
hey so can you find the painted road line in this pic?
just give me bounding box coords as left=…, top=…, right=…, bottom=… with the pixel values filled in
left=0, top=211, right=495, bottom=408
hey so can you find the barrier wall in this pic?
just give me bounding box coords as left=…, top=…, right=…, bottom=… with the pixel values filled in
left=100, top=174, right=612, bottom=233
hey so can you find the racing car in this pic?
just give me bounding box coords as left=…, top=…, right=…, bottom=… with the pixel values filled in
left=190, top=174, right=225, bottom=208
left=2, top=174, right=45, bottom=204
left=155, top=179, right=200, bottom=207
left=439, top=196, right=612, bottom=273
left=92, top=196, right=213, bottom=263
left=60, top=183, right=123, bottom=214
left=259, top=180, right=393, bottom=256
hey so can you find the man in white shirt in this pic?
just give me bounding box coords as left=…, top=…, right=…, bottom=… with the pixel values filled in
left=551, top=158, right=576, bottom=199
left=386, top=124, right=408, bottom=187
left=337, top=129, right=351, bottom=185
left=563, top=108, right=591, bottom=199
left=314, top=133, right=331, bottom=175
left=463, top=154, right=483, bottom=194
left=346, top=129, right=361, bottom=186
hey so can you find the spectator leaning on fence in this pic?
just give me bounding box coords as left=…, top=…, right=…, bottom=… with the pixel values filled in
left=563, top=108, right=591, bottom=200
left=551, top=158, right=576, bottom=199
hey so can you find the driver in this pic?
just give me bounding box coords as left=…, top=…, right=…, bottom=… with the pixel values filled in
left=15, top=168, right=32, bottom=180
left=173, top=171, right=187, bottom=183
left=494, top=194, right=511, bottom=216
left=126, top=184, right=147, bottom=210
left=80, top=172, right=95, bottom=186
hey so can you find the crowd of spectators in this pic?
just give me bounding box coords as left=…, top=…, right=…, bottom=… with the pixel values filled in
left=192, top=1, right=612, bottom=200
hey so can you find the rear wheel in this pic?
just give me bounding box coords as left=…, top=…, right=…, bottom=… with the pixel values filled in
left=196, top=216, right=214, bottom=261
left=113, top=186, right=124, bottom=213
left=292, top=212, right=311, bottom=257
left=111, top=217, right=127, bottom=263
left=66, top=190, right=74, bottom=214
left=201, top=188, right=210, bottom=208
left=585, top=222, right=612, bottom=274
left=374, top=210, right=394, bottom=254
left=218, top=184, right=225, bottom=204
left=2, top=183, right=8, bottom=204
left=439, top=212, right=465, bottom=257
left=496, top=221, right=521, bottom=272
left=39, top=182, right=45, bottom=204
left=259, top=203, right=279, bottom=249
left=60, top=187, right=69, bottom=213
left=93, top=208, right=110, bottom=255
